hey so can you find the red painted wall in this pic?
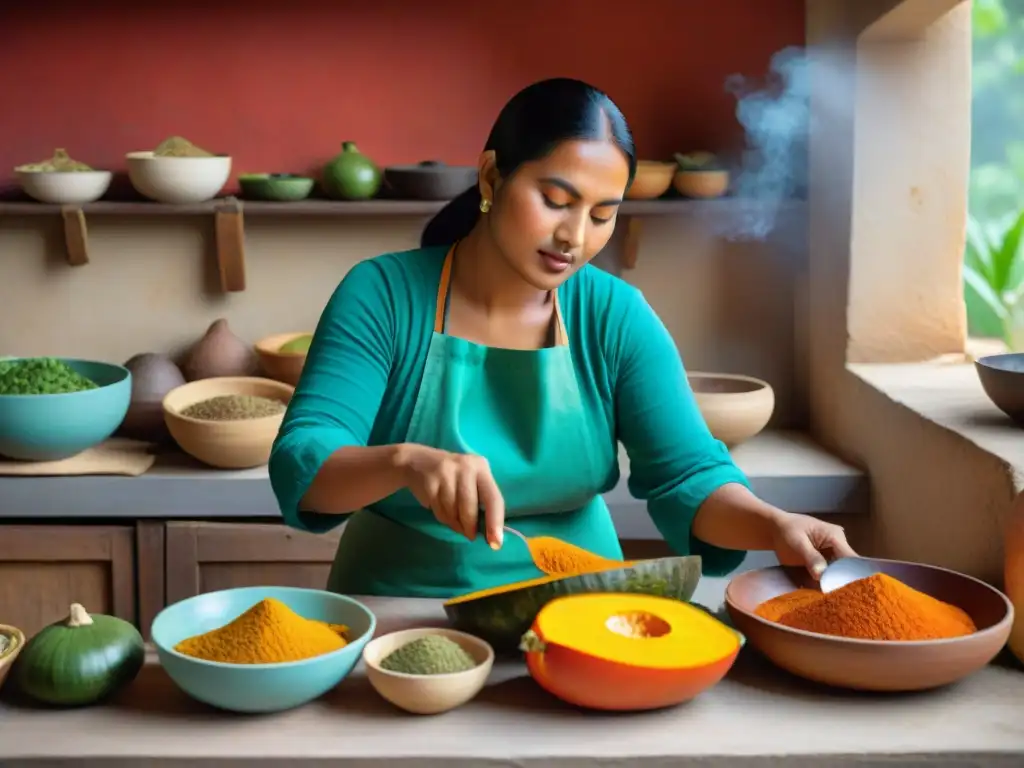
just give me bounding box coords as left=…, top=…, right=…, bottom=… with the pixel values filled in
left=0, top=0, right=804, bottom=193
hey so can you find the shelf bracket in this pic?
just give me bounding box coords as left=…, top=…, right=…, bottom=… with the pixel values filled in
left=214, top=197, right=247, bottom=292
left=619, top=215, right=642, bottom=270
left=60, top=206, right=90, bottom=267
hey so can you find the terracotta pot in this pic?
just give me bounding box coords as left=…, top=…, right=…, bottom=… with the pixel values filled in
left=673, top=169, right=730, bottom=199
left=255, top=332, right=313, bottom=387
left=625, top=161, right=675, bottom=200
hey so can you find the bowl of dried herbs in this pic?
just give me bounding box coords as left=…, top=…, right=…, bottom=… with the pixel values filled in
left=162, top=376, right=294, bottom=469
left=0, top=357, right=131, bottom=461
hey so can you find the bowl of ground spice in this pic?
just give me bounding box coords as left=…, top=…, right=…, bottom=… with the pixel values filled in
left=162, top=376, right=294, bottom=469
left=362, top=628, right=494, bottom=714
left=151, top=585, right=376, bottom=713
left=0, top=357, right=131, bottom=461
left=725, top=559, right=1014, bottom=692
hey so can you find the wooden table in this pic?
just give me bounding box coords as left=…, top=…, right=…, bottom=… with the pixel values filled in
left=1, top=596, right=1023, bottom=767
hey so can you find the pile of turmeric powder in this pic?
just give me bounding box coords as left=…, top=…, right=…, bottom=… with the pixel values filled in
left=525, top=536, right=630, bottom=577
left=754, top=573, right=977, bottom=641
left=174, top=597, right=350, bottom=664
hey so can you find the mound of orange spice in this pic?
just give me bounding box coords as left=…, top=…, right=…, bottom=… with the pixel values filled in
left=754, top=573, right=977, bottom=641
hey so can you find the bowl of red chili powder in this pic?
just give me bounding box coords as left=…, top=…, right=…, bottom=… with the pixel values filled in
left=725, top=558, right=1013, bottom=692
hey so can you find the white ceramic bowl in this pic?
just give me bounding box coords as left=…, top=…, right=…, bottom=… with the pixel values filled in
left=126, top=151, right=231, bottom=204
left=362, top=627, right=494, bottom=715
left=15, top=169, right=112, bottom=204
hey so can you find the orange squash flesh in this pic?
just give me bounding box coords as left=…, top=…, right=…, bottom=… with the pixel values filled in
left=520, top=593, right=742, bottom=711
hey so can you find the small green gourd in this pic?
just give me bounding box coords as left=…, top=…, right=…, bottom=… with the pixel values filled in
left=15, top=603, right=145, bottom=706
left=322, top=141, right=382, bottom=200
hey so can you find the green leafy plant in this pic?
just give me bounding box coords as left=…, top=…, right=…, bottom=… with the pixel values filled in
left=963, top=209, right=1024, bottom=342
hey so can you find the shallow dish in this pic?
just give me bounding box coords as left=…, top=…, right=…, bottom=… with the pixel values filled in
left=15, top=169, right=112, bottom=204
left=126, top=151, right=231, bottom=204
left=725, top=559, right=1013, bottom=691
left=0, top=358, right=131, bottom=461
left=975, top=353, right=1024, bottom=426
left=238, top=173, right=314, bottom=202
left=688, top=371, right=774, bottom=446
left=254, top=332, right=314, bottom=386
left=362, top=627, right=494, bottom=714
left=383, top=161, right=478, bottom=200
left=151, top=585, right=376, bottom=713
left=162, top=376, right=294, bottom=469
left=0, top=624, right=26, bottom=690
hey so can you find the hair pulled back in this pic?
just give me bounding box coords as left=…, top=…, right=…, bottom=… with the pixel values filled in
left=420, top=77, right=636, bottom=249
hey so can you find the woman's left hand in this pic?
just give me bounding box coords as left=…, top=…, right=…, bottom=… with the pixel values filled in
left=770, top=511, right=857, bottom=579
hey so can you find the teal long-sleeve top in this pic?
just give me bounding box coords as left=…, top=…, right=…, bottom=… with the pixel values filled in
left=269, top=245, right=751, bottom=577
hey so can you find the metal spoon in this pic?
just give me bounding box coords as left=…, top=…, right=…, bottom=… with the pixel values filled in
left=502, top=525, right=529, bottom=545
left=818, top=556, right=883, bottom=593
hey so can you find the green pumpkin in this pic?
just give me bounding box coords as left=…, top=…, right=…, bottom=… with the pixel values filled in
left=15, top=603, right=145, bottom=706
left=322, top=141, right=382, bottom=200
left=443, top=556, right=702, bottom=652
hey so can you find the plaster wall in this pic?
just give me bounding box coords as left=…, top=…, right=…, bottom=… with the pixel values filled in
left=807, top=0, right=1016, bottom=583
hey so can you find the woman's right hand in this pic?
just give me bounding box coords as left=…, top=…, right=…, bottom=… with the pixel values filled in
left=394, top=444, right=506, bottom=547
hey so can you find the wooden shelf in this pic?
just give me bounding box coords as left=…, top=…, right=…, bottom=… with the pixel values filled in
left=0, top=196, right=806, bottom=287
left=0, top=197, right=803, bottom=217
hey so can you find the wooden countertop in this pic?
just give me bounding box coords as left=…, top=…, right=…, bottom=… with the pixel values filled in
left=1, top=596, right=1022, bottom=767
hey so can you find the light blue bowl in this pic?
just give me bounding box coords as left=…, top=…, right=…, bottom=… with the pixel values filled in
left=151, top=586, right=377, bottom=713
left=0, top=358, right=131, bottom=461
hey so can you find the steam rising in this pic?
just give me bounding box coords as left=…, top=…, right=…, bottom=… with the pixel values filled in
left=721, top=46, right=809, bottom=241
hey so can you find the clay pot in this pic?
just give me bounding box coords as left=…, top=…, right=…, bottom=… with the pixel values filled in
left=119, top=353, right=186, bottom=442
left=688, top=372, right=774, bottom=447
left=625, top=161, right=675, bottom=200
left=383, top=161, right=478, bottom=201
left=322, top=141, right=382, bottom=200
left=182, top=319, right=258, bottom=382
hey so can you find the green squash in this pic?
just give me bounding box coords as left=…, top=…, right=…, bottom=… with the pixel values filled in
left=15, top=603, right=145, bottom=706
left=322, top=141, right=382, bottom=200
left=443, top=556, right=702, bottom=652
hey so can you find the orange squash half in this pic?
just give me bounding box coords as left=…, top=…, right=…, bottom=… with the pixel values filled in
left=520, top=593, right=743, bottom=711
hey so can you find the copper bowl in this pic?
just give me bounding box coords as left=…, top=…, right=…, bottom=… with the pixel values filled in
left=725, top=560, right=1013, bottom=692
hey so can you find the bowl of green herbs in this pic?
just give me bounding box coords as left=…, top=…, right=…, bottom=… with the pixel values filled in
left=0, top=357, right=131, bottom=461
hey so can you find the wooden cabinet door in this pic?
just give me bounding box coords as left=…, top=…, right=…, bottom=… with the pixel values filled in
left=165, top=521, right=342, bottom=604
left=0, top=524, right=135, bottom=638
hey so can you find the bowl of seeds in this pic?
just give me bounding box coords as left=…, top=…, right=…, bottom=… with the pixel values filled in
left=0, top=357, right=132, bottom=461
left=162, top=376, right=294, bottom=469
left=362, top=627, right=494, bottom=715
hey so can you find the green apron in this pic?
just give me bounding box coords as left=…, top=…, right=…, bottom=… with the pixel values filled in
left=326, top=244, right=620, bottom=598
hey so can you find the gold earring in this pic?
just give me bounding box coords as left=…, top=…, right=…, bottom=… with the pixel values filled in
left=479, top=198, right=492, bottom=213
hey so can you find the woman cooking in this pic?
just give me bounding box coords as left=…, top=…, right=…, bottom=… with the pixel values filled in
left=269, top=77, right=856, bottom=598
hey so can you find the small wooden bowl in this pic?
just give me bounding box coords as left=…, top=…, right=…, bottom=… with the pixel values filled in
left=0, top=624, right=25, bottom=690
left=673, top=169, right=730, bottom=198
left=362, top=628, right=494, bottom=715
left=688, top=372, right=774, bottom=447
left=255, top=332, right=313, bottom=387
left=163, top=377, right=294, bottom=469
left=725, top=560, right=1014, bottom=692
left=625, top=161, right=676, bottom=200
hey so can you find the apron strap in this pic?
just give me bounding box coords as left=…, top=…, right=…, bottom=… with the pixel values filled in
left=434, top=243, right=569, bottom=347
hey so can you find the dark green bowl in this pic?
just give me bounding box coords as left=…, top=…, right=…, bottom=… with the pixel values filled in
left=238, top=173, right=314, bottom=202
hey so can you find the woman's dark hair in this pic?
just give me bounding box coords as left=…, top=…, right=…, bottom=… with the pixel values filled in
left=421, top=77, right=636, bottom=248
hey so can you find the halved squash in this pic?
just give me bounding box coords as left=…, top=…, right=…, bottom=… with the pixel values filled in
left=520, top=592, right=743, bottom=710
left=443, top=556, right=702, bottom=651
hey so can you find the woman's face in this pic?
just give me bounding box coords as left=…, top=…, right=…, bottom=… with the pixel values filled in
left=481, top=139, right=631, bottom=291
